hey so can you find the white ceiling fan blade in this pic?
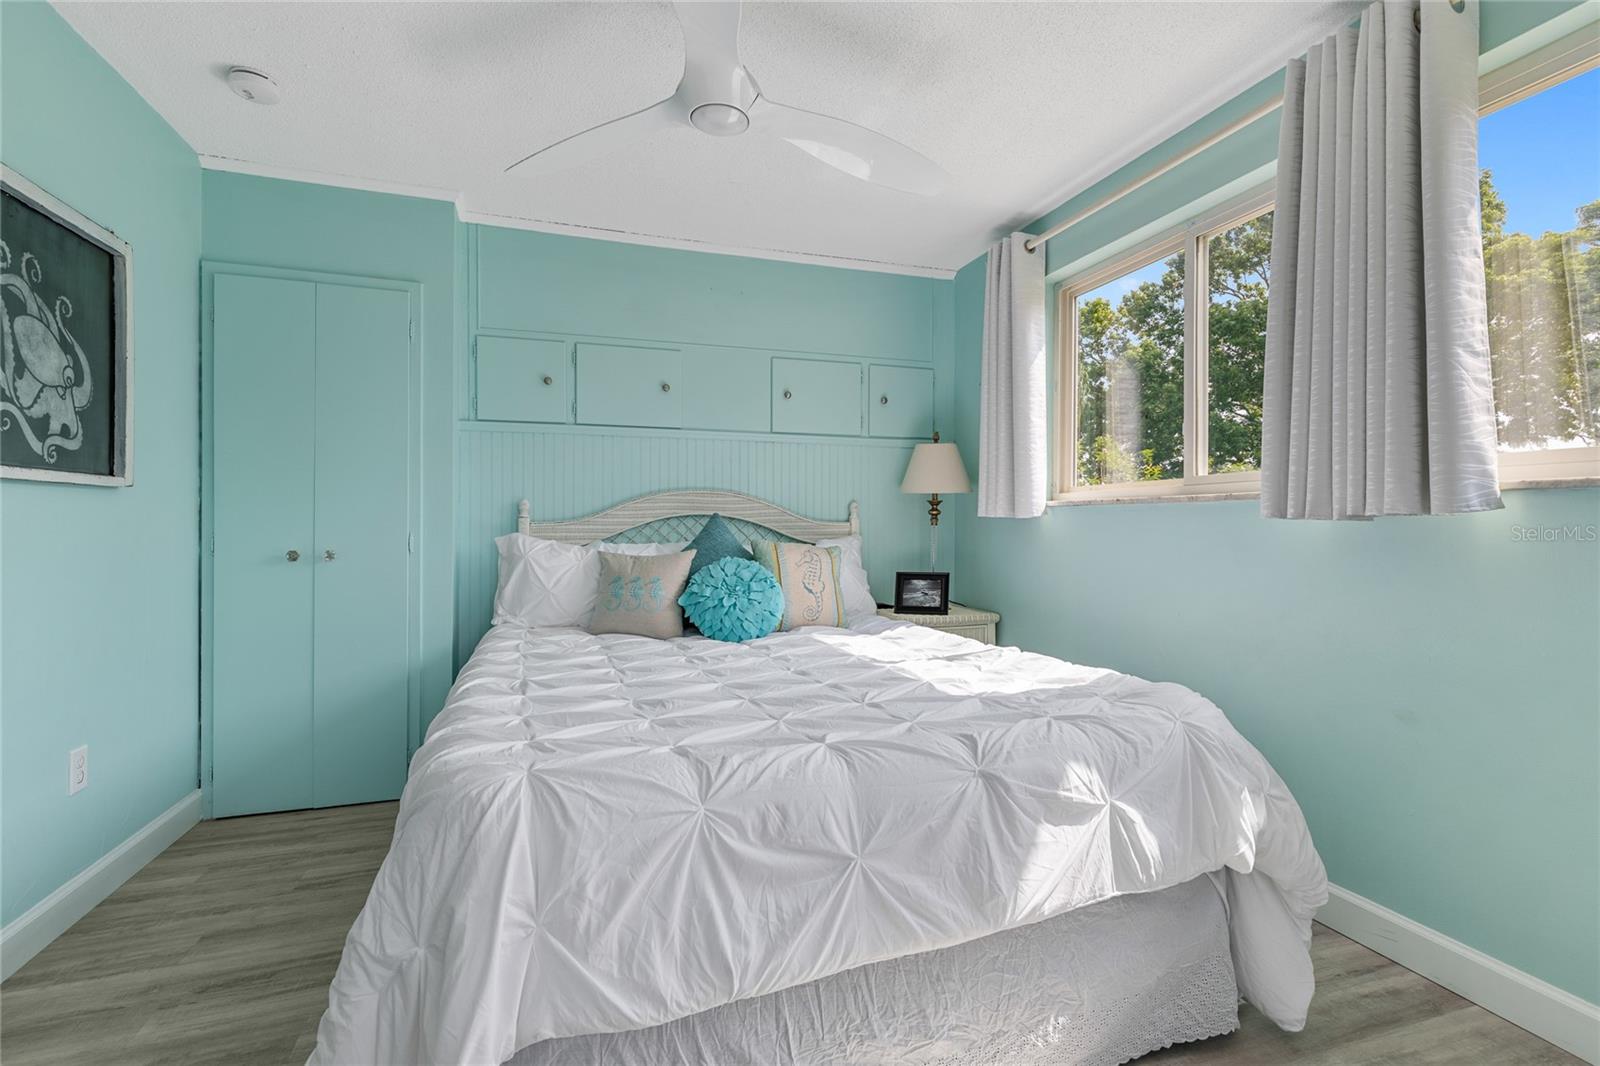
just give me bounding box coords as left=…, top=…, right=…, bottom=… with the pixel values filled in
left=507, top=97, right=683, bottom=175
left=750, top=97, right=947, bottom=196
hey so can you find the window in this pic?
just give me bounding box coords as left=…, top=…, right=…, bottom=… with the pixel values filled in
left=1479, top=38, right=1600, bottom=480
left=1072, top=247, right=1185, bottom=486
left=1205, top=213, right=1271, bottom=475
left=1058, top=194, right=1271, bottom=498
left=1053, top=25, right=1600, bottom=502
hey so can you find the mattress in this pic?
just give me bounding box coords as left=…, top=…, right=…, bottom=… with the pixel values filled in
left=506, top=875, right=1238, bottom=1066
left=310, top=619, right=1326, bottom=1066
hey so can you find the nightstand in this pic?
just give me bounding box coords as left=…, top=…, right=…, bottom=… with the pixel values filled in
left=875, top=603, right=1000, bottom=645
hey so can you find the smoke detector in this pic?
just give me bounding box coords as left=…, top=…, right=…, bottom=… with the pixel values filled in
left=226, top=67, right=280, bottom=105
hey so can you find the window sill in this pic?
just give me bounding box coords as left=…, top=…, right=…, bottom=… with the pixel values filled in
left=1049, top=489, right=1260, bottom=507
left=1502, top=475, right=1600, bottom=491
left=1047, top=476, right=1598, bottom=508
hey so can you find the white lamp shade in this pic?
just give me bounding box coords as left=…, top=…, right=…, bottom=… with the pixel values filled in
left=900, top=441, right=970, bottom=494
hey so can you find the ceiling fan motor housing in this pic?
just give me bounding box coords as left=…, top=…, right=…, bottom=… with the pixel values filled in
left=689, top=102, right=749, bottom=136
left=681, top=60, right=759, bottom=136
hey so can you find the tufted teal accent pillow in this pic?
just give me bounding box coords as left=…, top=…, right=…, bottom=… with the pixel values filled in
left=683, top=513, right=754, bottom=580
left=589, top=550, right=697, bottom=638
left=678, top=557, right=784, bottom=642
left=750, top=540, right=845, bottom=630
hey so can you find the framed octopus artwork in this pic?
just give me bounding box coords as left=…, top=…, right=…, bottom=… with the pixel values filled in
left=1, top=165, right=131, bottom=486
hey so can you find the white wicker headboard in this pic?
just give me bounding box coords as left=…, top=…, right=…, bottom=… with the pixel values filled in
left=516, top=491, right=859, bottom=545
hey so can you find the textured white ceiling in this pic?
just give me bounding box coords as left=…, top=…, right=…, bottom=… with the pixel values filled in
left=56, top=1, right=1360, bottom=275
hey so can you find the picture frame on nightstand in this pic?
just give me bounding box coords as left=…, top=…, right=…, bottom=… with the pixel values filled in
left=893, top=571, right=950, bottom=615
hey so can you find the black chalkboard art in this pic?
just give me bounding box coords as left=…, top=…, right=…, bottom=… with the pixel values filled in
left=1, top=167, right=131, bottom=485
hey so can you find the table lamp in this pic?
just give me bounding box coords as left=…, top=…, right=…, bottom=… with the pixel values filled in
left=900, top=432, right=970, bottom=569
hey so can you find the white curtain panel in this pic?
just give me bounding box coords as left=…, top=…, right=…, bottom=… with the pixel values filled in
left=978, top=233, right=1047, bottom=518
left=1261, top=0, right=1503, bottom=519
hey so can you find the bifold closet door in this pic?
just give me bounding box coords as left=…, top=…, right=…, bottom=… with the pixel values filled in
left=211, top=274, right=318, bottom=817
left=212, top=273, right=412, bottom=817
left=310, top=283, right=410, bottom=808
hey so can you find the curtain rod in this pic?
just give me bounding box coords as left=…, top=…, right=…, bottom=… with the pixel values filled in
left=1023, top=93, right=1284, bottom=255
left=1021, top=0, right=1466, bottom=255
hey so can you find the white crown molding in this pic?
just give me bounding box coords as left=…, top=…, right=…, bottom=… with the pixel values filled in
left=454, top=206, right=954, bottom=279
left=198, top=154, right=459, bottom=204
left=197, top=154, right=954, bottom=279
left=1319, top=883, right=1600, bottom=1063
left=1, top=790, right=202, bottom=982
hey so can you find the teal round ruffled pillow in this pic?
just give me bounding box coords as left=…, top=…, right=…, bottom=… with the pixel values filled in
left=678, top=556, right=784, bottom=642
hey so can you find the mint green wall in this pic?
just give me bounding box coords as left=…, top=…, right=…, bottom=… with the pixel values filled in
left=455, top=226, right=952, bottom=665
left=195, top=175, right=954, bottom=710
left=473, top=226, right=936, bottom=366
left=199, top=172, right=458, bottom=739
left=950, top=0, right=1599, bottom=1002
left=0, top=3, right=201, bottom=924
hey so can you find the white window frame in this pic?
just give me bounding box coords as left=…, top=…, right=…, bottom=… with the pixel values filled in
left=1478, top=21, right=1600, bottom=485
left=1051, top=20, right=1600, bottom=503
left=1055, top=188, right=1272, bottom=502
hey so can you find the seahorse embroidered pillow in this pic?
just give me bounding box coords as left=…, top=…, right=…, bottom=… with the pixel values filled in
left=589, top=550, right=697, bottom=638
left=750, top=540, right=846, bottom=631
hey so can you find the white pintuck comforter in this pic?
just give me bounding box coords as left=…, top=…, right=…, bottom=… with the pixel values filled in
left=310, top=619, right=1327, bottom=1066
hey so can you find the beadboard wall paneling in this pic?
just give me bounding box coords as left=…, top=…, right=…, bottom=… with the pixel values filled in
left=455, top=426, right=929, bottom=664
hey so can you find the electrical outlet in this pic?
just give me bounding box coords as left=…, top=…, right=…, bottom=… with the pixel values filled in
left=68, top=745, right=88, bottom=795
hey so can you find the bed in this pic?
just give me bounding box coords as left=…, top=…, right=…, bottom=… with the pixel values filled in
left=309, top=493, right=1327, bottom=1066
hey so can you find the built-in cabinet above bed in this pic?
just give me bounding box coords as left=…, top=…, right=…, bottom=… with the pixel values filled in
left=473, top=336, right=569, bottom=424
left=771, top=357, right=862, bottom=436
left=574, top=343, right=683, bottom=429
left=465, top=225, right=941, bottom=441
left=471, top=334, right=934, bottom=439
left=867, top=364, right=934, bottom=439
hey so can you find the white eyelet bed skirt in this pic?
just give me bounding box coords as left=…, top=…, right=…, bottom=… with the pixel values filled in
left=505, top=875, right=1238, bottom=1066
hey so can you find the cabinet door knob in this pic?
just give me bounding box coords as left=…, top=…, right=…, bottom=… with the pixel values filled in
left=660, top=382, right=671, bottom=393
left=542, top=375, right=553, bottom=386
left=783, top=389, right=793, bottom=400
left=323, top=549, right=336, bottom=562
left=286, top=550, right=301, bottom=562
left=880, top=394, right=889, bottom=405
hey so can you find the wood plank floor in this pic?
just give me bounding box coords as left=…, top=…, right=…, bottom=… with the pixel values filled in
left=0, top=802, right=1579, bottom=1065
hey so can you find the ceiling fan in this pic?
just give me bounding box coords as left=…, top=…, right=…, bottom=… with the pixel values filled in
left=506, top=0, right=948, bottom=196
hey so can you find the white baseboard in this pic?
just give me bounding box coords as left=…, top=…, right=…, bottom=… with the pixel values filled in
left=1320, top=883, right=1599, bottom=1063
left=0, top=789, right=202, bottom=982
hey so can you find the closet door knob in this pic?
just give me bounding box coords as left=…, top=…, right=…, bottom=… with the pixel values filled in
left=880, top=394, right=889, bottom=405
left=285, top=550, right=301, bottom=562
left=323, top=549, right=337, bottom=562
left=660, top=382, right=671, bottom=393
left=542, top=375, right=553, bottom=386
left=783, top=389, right=793, bottom=400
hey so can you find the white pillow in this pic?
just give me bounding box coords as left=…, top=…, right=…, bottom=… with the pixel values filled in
left=493, top=535, right=684, bottom=629
left=814, top=535, right=877, bottom=624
